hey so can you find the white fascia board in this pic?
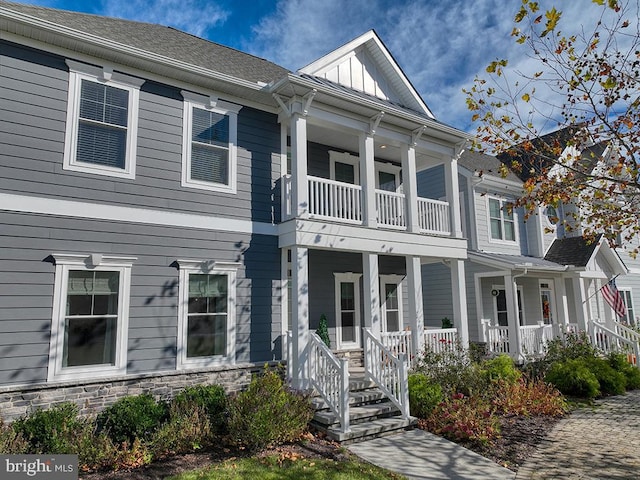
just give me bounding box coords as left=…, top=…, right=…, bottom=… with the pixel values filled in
left=0, top=8, right=267, bottom=92
left=278, top=219, right=467, bottom=259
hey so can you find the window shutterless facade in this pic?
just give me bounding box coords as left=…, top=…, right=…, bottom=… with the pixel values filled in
left=48, top=254, right=135, bottom=382
left=63, top=60, right=143, bottom=179
left=181, top=91, right=241, bottom=193
left=488, top=197, right=516, bottom=242
left=176, top=260, right=240, bottom=368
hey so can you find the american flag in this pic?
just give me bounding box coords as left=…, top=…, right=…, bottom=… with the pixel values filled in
left=601, top=278, right=626, bottom=318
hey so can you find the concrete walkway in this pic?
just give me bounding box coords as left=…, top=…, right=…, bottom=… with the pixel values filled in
left=349, top=390, right=640, bottom=480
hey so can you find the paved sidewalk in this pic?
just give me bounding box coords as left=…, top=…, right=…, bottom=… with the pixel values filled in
left=349, top=390, right=640, bottom=480
left=516, top=389, right=640, bottom=480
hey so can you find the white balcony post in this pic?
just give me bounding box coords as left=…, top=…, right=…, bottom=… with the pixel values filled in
left=406, top=255, right=424, bottom=356
left=359, top=133, right=377, bottom=227
left=504, top=274, right=523, bottom=360
left=450, top=259, right=469, bottom=348
left=401, top=145, right=420, bottom=233
left=554, top=277, right=570, bottom=326
left=363, top=253, right=381, bottom=337
left=291, top=246, right=309, bottom=389
left=291, top=105, right=308, bottom=219
left=444, top=155, right=463, bottom=238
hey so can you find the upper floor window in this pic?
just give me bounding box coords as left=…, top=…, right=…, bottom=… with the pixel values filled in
left=619, top=288, right=636, bottom=326
left=48, top=253, right=135, bottom=382
left=181, top=91, right=241, bottom=193
left=63, top=60, right=143, bottom=179
left=488, top=197, right=516, bottom=242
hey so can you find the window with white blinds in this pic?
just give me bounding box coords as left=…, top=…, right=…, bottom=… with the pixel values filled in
left=181, top=92, right=241, bottom=193
left=63, top=61, right=143, bottom=179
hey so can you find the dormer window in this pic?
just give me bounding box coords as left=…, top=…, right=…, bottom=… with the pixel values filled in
left=488, top=197, right=516, bottom=242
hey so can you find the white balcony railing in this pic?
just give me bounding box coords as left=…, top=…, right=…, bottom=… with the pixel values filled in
left=283, top=175, right=451, bottom=236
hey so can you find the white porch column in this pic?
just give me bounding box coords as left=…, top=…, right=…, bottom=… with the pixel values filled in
left=406, top=255, right=424, bottom=356
left=291, top=108, right=308, bottom=219
left=359, top=133, right=377, bottom=227
left=291, top=246, right=309, bottom=389
left=401, top=145, right=420, bottom=233
left=450, top=259, right=469, bottom=348
left=504, top=274, right=523, bottom=361
left=444, top=156, right=463, bottom=238
left=554, top=277, right=570, bottom=326
left=362, top=253, right=381, bottom=337
left=572, top=277, right=589, bottom=331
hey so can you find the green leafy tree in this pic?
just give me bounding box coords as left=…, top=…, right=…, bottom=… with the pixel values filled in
left=465, top=0, right=640, bottom=255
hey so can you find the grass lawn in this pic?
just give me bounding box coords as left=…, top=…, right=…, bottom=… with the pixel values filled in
left=166, top=454, right=405, bottom=480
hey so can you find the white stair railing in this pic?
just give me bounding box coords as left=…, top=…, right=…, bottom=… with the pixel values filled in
left=305, top=332, right=350, bottom=433
left=589, top=320, right=640, bottom=369
left=376, top=189, right=406, bottom=229
left=614, top=321, right=640, bottom=345
left=363, top=328, right=410, bottom=418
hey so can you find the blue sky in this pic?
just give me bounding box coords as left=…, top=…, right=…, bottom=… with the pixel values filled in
left=13, top=1, right=628, bottom=132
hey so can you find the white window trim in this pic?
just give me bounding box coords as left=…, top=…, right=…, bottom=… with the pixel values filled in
left=334, top=272, right=362, bottom=349
left=380, top=274, right=404, bottom=332
left=176, top=259, right=241, bottom=369
left=618, top=287, right=636, bottom=326
left=487, top=196, right=518, bottom=245
left=181, top=91, right=241, bottom=194
left=375, top=162, right=402, bottom=193
left=63, top=60, right=143, bottom=180
left=539, top=279, right=557, bottom=325
left=48, top=253, right=136, bottom=383
left=329, top=151, right=360, bottom=185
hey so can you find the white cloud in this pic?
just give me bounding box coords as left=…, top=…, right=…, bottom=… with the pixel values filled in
left=99, top=0, right=229, bottom=38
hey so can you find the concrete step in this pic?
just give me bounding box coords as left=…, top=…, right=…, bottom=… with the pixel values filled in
left=313, top=400, right=400, bottom=427
left=311, top=388, right=387, bottom=411
left=318, top=415, right=418, bottom=444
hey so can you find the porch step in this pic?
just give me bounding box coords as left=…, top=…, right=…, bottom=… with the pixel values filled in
left=317, top=415, right=417, bottom=444
left=311, top=388, right=387, bottom=411
left=313, top=400, right=400, bottom=426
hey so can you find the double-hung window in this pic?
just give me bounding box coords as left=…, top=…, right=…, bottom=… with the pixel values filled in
left=63, top=60, right=143, bottom=179
left=619, top=288, right=636, bottom=326
left=48, top=254, right=135, bottom=382
left=181, top=91, right=241, bottom=193
left=176, top=260, right=240, bottom=368
left=488, top=197, right=516, bottom=242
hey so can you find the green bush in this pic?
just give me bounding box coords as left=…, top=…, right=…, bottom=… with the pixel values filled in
left=608, top=353, right=640, bottom=390
left=173, top=384, right=227, bottom=434
left=545, top=359, right=600, bottom=398
left=316, top=314, right=331, bottom=348
left=151, top=399, right=212, bottom=457
left=97, top=394, right=168, bottom=445
left=408, top=374, right=443, bottom=418
left=227, top=367, right=313, bottom=452
left=482, top=354, right=521, bottom=384
left=72, top=421, right=118, bottom=472
left=0, top=417, right=28, bottom=454
left=544, top=331, right=599, bottom=364
left=585, top=357, right=626, bottom=396
left=14, top=403, right=83, bottom=454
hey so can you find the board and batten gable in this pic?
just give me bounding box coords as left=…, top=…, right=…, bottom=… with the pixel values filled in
left=0, top=40, right=281, bottom=224
left=0, top=39, right=284, bottom=387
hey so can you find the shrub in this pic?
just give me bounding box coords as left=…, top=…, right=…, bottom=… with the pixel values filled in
left=316, top=314, right=331, bottom=348
left=97, top=394, right=168, bottom=445
left=422, top=394, right=500, bottom=446
left=608, top=352, right=640, bottom=390
left=151, top=399, right=212, bottom=457
left=491, top=377, right=567, bottom=416
left=545, top=359, right=600, bottom=398
left=173, top=384, right=227, bottom=434
left=544, top=331, right=599, bottom=364
left=73, top=421, right=118, bottom=473
left=14, top=403, right=83, bottom=454
left=227, top=367, right=313, bottom=451
left=584, top=357, right=627, bottom=396
left=408, top=374, right=442, bottom=418
left=482, top=354, right=521, bottom=384
left=0, top=417, right=28, bottom=454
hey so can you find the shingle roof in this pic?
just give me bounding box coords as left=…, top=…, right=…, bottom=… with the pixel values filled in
left=544, top=235, right=602, bottom=267
left=458, top=150, right=522, bottom=183
left=0, top=1, right=290, bottom=84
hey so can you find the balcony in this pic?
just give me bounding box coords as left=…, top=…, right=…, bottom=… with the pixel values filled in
left=283, top=175, right=451, bottom=236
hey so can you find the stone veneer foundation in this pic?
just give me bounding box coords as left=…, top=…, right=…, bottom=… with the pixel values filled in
left=0, top=362, right=281, bottom=423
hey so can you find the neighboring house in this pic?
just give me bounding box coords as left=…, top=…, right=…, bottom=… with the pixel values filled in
left=0, top=2, right=469, bottom=435
left=420, top=147, right=638, bottom=361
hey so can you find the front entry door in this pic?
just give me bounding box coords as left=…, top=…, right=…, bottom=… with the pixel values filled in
left=335, top=273, right=361, bottom=349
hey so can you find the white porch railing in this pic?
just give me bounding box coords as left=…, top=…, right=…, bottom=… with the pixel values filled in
left=615, top=322, right=640, bottom=346
left=376, top=189, right=406, bottom=229
left=520, top=323, right=554, bottom=356
left=379, top=328, right=459, bottom=368
left=424, top=327, right=458, bottom=353
left=305, top=332, right=350, bottom=433
left=590, top=321, right=640, bottom=366
left=481, top=319, right=510, bottom=354
left=308, top=176, right=362, bottom=223
left=380, top=330, right=413, bottom=361
left=418, top=197, right=450, bottom=235
left=363, top=328, right=410, bottom=418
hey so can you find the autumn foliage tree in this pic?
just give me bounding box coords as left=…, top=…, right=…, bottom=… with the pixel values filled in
left=464, top=0, right=639, bottom=255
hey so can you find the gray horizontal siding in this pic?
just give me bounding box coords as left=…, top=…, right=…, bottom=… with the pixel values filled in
left=0, top=40, right=281, bottom=224
left=0, top=211, right=281, bottom=387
